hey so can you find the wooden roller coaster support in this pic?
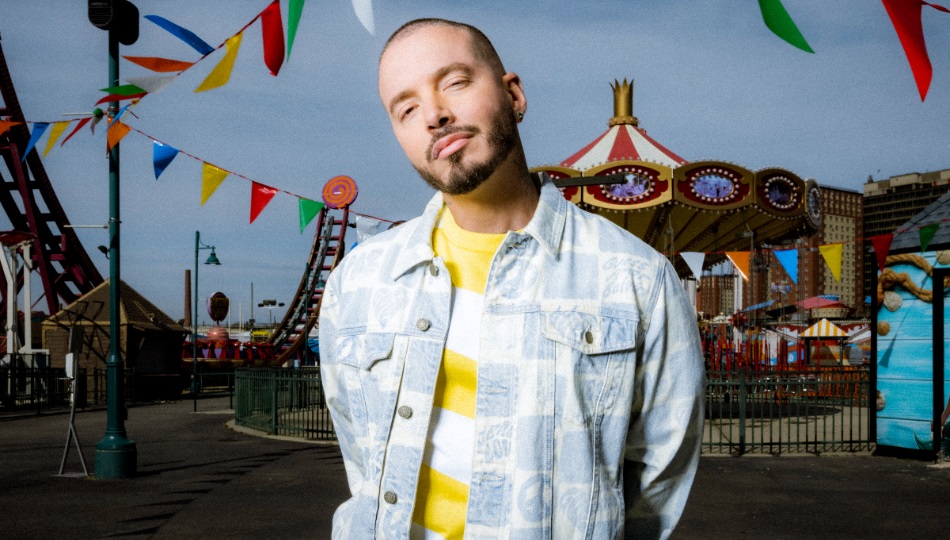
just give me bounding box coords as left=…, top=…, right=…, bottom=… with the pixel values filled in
left=269, top=206, right=349, bottom=365
left=0, top=36, right=103, bottom=317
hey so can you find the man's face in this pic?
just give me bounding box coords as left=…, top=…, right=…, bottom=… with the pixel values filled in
left=378, top=25, right=520, bottom=195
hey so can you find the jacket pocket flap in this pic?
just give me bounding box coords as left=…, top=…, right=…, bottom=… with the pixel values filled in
left=542, top=309, right=638, bottom=355
left=337, top=332, right=396, bottom=369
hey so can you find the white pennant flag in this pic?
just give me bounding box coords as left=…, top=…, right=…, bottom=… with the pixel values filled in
left=351, top=0, right=375, bottom=35
left=679, top=252, right=705, bottom=280
left=124, top=75, right=177, bottom=95
left=355, top=216, right=383, bottom=244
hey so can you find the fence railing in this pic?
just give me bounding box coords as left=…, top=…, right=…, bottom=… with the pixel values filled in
left=233, top=367, right=334, bottom=441
left=704, top=367, right=872, bottom=455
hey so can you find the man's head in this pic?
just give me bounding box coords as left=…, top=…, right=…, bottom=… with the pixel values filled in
left=378, top=19, right=527, bottom=196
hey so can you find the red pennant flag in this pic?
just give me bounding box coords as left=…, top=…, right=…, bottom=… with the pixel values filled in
left=881, top=0, right=950, bottom=101
left=871, top=234, right=894, bottom=271
left=60, top=117, right=91, bottom=146
left=95, top=92, right=147, bottom=106
left=250, top=181, right=279, bottom=223
left=261, top=0, right=285, bottom=76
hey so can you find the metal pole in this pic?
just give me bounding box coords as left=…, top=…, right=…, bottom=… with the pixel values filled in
left=193, top=231, right=199, bottom=412
left=94, top=26, right=136, bottom=479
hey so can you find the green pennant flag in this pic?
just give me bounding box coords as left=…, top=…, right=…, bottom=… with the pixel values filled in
left=758, top=0, right=815, bottom=53
left=287, top=0, right=305, bottom=59
left=99, top=84, right=147, bottom=96
left=919, top=222, right=940, bottom=252
left=299, top=197, right=325, bottom=233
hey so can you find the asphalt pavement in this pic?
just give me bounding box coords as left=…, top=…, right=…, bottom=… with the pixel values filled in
left=2, top=398, right=948, bottom=539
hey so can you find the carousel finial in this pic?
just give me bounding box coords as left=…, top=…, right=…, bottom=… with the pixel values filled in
left=610, top=78, right=638, bottom=127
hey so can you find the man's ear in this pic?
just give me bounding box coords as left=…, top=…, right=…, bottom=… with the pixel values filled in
left=503, top=72, right=527, bottom=119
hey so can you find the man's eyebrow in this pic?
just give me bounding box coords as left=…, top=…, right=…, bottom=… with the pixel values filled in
left=387, top=63, right=475, bottom=115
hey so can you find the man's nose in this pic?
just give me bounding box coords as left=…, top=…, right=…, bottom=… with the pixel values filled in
left=425, top=100, right=454, bottom=130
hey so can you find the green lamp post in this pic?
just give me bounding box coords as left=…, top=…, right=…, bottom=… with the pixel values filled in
left=193, top=231, right=221, bottom=412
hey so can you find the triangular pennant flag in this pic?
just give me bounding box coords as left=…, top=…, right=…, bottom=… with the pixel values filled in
left=43, top=121, right=70, bottom=156
left=201, top=163, right=229, bottom=205
left=725, top=252, right=751, bottom=281
left=106, top=121, right=131, bottom=153
left=351, top=0, right=375, bottom=35
left=919, top=222, right=940, bottom=252
left=99, top=84, right=146, bottom=96
left=871, top=234, right=894, bottom=271
left=144, top=14, right=215, bottom=56
left=250, top=182, right=279, bottom=223
left=152, top=140, right=179, bottom=180
left=287, top=0, right=305, bottom=59
left=355, top=216, right=383, bottom=243
left=108, top=104, right=131, bottom=127
left=0, top=120, right=22, bottom=135
left=261, top=0, right=285, bottom=76
left=60, top=117, right=91, bottom=146
left=881, top=0, right=949, bottom=101
left=195, top=32, right=243, bottom=92
left=22, top=122, right=49, bottom=161
left=95, top=92, right=146, bottom=106
left=298, top=198, right=324, bottom=233
left=124, top=75, right=177, bottom=94
left=773, top=248, right=799, bottom=284
left=757, top=0, right=814, bottom=53
left=123, top=55, right=195, bottom=72
left=680, top=252, right=705, bottom=280
left=819, top=243, right=843, bottom=282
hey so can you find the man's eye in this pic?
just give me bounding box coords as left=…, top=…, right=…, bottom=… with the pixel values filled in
left=399, top=106, right=416, bottom=120
left=446, top=78, right=468, bottom=89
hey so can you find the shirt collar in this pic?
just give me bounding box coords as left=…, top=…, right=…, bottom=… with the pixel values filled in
left=390, top=172, right=567, bottom=280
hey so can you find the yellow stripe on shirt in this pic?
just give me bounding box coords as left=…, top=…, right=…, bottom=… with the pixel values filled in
left=412, top=464, right=469, bottom=540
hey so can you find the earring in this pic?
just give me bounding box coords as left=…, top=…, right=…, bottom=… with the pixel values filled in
left=516, top=111, right=524, bottom=120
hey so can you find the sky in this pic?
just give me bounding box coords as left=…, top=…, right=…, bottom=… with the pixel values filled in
left=1, top=0, right=949, bottom=325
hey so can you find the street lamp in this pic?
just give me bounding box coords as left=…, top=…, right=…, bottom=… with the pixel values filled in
left=193, top=231, right=221, bottom=412
left=257, top=299, right=285, bottom=328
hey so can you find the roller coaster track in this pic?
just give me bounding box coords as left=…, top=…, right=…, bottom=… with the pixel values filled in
left=0, top=36, right=104, bottom=317
left=269, top=206, right=349, bottom=364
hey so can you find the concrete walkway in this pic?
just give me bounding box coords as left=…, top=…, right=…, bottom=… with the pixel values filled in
left=2, top=398, right=948, bottom=538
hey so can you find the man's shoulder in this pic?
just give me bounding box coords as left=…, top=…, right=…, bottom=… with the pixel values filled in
left=563, top=203, right=666, bottom=263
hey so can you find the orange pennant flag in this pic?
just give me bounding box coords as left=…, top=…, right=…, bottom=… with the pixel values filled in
left=106, top=121, right=131, bottom=153
left=0, top=119, right=22, bottom=135
left=123, top=55, right=195, bottom=72
left=725, top=251, right=751, bottom=281
left=195, top=32, right=243, bottom=92
left=201, top=162, right=229, bottom=205
left=43, top=121, right=70, bottom=156
left=818, top=243, right=843, bottom=282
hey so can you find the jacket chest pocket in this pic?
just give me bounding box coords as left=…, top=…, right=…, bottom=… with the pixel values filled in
left=336, top=332, right=405, bottom=441
left=540, top=308, right=639, bottom=425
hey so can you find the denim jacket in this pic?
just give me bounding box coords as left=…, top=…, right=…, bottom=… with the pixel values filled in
left=320, top=175, right=704, bottom=539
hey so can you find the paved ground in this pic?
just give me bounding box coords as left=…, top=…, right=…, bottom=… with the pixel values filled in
left=2, top=398, right=949, bottom=538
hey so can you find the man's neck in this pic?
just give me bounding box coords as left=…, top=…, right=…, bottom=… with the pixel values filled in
left=442, top=161, right=539, bottom=234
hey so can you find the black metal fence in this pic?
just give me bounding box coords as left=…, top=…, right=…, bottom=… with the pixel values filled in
left=704, top=367, right=872, bottom=455
left=233, top=367, right=335, bottom=441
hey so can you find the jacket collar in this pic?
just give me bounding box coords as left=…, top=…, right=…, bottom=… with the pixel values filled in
left=390, top=172, right=566, bottom=280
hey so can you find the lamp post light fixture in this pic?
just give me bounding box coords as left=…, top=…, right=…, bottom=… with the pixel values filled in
left=193, top=231, right=221, bottom=412
left=257, top=299, right=285, bottom=328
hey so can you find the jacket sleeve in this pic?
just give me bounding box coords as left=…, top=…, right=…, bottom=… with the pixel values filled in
left=319, top=267, right=371, bottom=539
left=623, top=258, right=704, bottom=540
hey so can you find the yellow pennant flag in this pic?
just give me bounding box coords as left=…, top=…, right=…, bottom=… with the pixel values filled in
left=819, top=243, right=843, bottom=282
left=106, top=121, right=132, bottom=153
left=195, top=32, right=243, bottom=93
left=725, top=252, right=751, bottom=281
left=43, top=121, right=70, bottom=156
left=201, top=162, right=229, bottom=205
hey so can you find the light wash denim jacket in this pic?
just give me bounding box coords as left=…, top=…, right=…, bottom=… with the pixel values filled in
left=320, top=175, right=704, bottom=539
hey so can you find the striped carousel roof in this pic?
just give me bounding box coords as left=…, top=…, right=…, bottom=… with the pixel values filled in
left=560, top=123, right=686, bottom=170
left=801, top=318, right=847, bottom=338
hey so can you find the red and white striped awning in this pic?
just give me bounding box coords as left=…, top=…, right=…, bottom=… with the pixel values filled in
left=560, top=123, right=687, bottom=171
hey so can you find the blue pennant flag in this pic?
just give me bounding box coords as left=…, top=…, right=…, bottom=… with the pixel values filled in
left=145, top=14, right=215, bottom=56
left=152, top=141, right=179, bottom=179
left=773, top=248, right=799, bottom=284
left=22, top=123, right=49, bottom=161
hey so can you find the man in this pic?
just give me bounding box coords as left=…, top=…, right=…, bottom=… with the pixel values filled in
left=320, top=18, right=704, bottom=539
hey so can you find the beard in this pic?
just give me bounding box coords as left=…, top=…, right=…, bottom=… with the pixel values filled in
left=413, top=110, right=517, bottom=196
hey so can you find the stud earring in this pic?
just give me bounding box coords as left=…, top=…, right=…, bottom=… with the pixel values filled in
left=516, top=111, right=524, bottom=120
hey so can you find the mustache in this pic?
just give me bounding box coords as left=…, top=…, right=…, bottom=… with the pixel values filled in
left=426, top=125, right=481, bottom=162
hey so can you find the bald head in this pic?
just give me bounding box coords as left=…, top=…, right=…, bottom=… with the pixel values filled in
left=380, top=18, right=506, bottom=77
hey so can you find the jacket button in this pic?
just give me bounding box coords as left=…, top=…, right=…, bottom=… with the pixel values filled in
left=384, top=491, right=397, bottom=504
left=584, top=330, right=594, bottom=344
left=397, top=405, right=413, bottom=419
left=429, top=264, right=439, bottom=277
left=416, top=318, right=431, bottom=331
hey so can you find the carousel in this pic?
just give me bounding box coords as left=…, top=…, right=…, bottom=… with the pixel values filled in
left=531, top=78, right=822, bottom=267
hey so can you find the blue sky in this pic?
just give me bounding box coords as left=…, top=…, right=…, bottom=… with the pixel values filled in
left=2, top=0, right=949, bottom=323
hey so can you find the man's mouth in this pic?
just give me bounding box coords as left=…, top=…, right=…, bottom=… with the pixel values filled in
left=430, top=132, right=473, bottom=161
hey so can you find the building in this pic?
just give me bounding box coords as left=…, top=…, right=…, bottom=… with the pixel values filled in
left=863, top=168, right=950, bottom=301
left=697, top=274, right=737, bottom=319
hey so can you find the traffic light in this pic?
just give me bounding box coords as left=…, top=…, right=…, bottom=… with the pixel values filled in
left=88, top=0, right=139, bottom=45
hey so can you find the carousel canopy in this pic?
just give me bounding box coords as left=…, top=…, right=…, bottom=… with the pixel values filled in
left=801, top=318, right=847, bottom=338
left=531, top=78, right=821, bottom=273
